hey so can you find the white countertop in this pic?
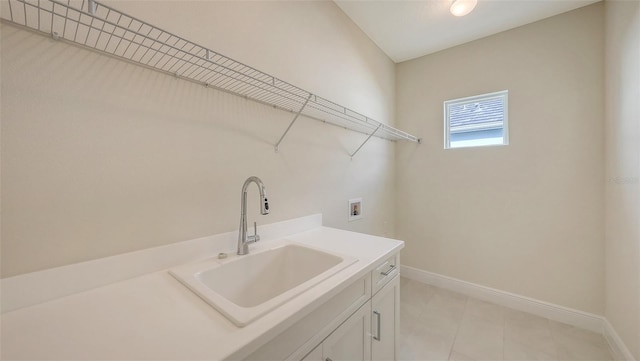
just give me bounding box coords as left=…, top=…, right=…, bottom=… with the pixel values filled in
left=1, top=224, right=403, bottom=360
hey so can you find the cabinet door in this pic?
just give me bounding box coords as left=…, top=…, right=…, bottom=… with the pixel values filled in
left=322, top=301, right=371, bottom=361
left=371, top=275, right=399, bottom=361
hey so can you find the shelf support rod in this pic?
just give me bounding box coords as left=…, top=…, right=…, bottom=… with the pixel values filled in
left=350, top=124, right=382, bottom=159
left=275, top=93, right=312, bottom=152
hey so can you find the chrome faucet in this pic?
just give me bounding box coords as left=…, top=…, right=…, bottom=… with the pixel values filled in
left=237, top=176, right=270, bottom=255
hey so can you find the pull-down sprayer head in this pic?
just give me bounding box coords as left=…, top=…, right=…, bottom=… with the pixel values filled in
left=260, top=193, right=269, bottom=215
left=242, top=176, right=269, bottom=215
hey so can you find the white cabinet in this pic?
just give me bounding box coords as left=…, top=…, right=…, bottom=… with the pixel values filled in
left=371, top=275, right=399, bottom=361
left=247, top=276, right=371, bottom=361
left=299, top=302, right=371, bottom=361
left=249, top=251, right=401, bottom=361
left=322, top=301, right=372, bottom=361
left=300, top=273, right=398, bottom=361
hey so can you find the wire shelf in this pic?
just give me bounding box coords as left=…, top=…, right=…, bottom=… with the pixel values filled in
left=1, top=0, right=421, bottom=150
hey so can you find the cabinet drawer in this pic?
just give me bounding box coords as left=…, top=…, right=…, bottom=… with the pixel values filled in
left=371, top=253, right=399, bottom=295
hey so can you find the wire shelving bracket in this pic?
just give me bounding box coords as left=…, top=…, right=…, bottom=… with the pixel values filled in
left=1, top=0, right=422, bottom=156
left=275, top=94, right=312, bottom=153
left=350, top=124, right=382, bottom=159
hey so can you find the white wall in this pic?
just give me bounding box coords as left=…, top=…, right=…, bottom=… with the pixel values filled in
left=0, top=1, right=396, bottom=277
left=604, top=0, right=640, bottom=358
left=396, top=4, right=605, bottom=314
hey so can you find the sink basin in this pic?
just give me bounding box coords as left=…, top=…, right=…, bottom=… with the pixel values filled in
left=169, top=243, right=357, bottom=327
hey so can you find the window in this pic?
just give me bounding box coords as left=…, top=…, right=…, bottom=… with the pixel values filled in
left=444, top=90, right=508, bottom=149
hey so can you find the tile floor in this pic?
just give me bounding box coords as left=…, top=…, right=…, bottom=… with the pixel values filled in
left=399, top=277, right=615, bottom=361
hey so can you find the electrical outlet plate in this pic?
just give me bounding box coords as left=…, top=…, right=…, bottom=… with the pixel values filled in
left=348, top=198, right=363, bottom=222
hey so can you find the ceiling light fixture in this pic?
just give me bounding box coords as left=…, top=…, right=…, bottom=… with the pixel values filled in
left=450, top=0, right=477, bottom=17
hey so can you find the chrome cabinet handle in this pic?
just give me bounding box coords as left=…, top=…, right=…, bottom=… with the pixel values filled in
left=373, top=310, right=381, bottom=341
left=381, top=264, right=396, bottom=276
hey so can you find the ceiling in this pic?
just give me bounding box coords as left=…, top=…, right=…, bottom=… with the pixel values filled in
left=334, top=0, right=601, bottom=63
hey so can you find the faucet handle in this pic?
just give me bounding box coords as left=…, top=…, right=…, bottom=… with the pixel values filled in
left=247, top=221, right=260, bottom=243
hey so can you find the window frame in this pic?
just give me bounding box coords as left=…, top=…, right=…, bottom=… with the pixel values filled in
left=444, top=90, right=509, bottom=149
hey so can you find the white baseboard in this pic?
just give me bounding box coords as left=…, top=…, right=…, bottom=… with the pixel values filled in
left=400, top=265, right=636, bottom=360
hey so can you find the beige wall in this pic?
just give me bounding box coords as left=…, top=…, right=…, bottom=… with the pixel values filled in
left=0, top=1, right=396, bottom=277
left=396, top=4, right=605, bottom=314
left=604, top=0, right=640, bottom=358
